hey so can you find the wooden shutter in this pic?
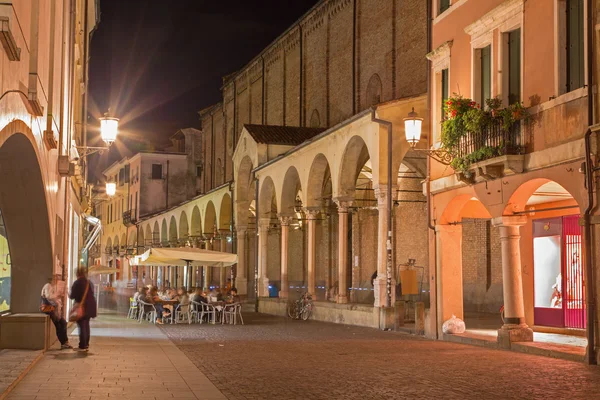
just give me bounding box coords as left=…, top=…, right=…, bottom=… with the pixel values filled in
left=508, top=29, right=521, bottom=104
left=441, top=69, right=449, bottom=119
left=567, top=0, right=584, bottom=91
left=481, top=46, right=491, bottom=105
left=440, top=0, right=450, bottom=14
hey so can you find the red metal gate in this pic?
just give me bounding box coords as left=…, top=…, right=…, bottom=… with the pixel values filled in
left=562, top=215, right=586, bottom=329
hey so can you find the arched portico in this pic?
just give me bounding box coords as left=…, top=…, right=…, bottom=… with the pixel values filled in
left=160, top=219, right=168, bottom=246
left=179, top=211, right=189, bottom=241
left=257, top=177, right=278, bottom=297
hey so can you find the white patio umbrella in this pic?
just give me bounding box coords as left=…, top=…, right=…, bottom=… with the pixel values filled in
left=131, top=247, right=237, bottom=268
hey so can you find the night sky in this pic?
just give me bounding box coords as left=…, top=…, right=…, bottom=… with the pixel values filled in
left=88, top=0, right=320, bottom=179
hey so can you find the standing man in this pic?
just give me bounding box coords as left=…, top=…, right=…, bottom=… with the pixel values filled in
left=70, top=268, right=97, bottom=352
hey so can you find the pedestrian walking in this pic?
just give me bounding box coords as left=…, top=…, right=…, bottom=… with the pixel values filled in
left=69, top=268, right=97, bottom=352
left=40, top=278, right=72, bottom=350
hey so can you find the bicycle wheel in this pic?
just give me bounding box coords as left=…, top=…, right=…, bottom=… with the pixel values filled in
left=287, top=302, right=300, bottom=319
left=301, top=303, right=312, bottom=320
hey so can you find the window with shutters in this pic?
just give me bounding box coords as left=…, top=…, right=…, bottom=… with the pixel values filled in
left=151, top=164, right=163, bottom=180
left=473, top=45, right=492, bottom=108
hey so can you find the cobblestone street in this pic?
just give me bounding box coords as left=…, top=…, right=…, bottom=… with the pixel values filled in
left=162, top=313, right=600, bottom=400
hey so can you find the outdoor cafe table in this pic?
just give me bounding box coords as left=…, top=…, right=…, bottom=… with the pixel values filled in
left=158, top=299, right=179, bottom=323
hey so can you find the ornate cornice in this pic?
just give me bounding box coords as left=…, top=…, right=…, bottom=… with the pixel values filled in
left=327, top=0, right=352, bottom=19
left=278, top=214, right=294, bottom=226
left=464, top=0, right=524, bottom=39
left=426, top=40, right=453, bottom=73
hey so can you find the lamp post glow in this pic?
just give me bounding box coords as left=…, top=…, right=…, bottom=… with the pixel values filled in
left=99, top=113, right=119, bottom=145
left=106, top=182, right=116, bottom=197
left=404, top=107, right=423, bottom=147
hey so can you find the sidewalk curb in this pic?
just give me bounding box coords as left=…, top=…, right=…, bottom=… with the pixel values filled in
left=0, top=351, right=45, bottom=400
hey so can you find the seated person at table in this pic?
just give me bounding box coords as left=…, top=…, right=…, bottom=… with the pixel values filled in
left=133, top=287, right=143, bottom=303
left=177, top=287, right=189, bottom=305
left=191, top=288, right=208, bottom=303
left=225, top=288, right=239, bottom=304
left=142, top=287, right=170, bottom=324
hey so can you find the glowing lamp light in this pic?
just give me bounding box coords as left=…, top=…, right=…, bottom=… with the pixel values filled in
left=404, top=107, right=423, bottom=147
left=106, top=182, right=116, bottom=197
left=99, top=114, right=119, bottom=145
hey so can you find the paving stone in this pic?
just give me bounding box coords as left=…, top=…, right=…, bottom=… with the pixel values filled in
left=161, top=312, right=600, bottom=400
left=3, top=312, right=225, bottom=400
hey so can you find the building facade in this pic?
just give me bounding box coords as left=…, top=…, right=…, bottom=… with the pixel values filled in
left=0, top=0, right=99, bottom=318
left=427, top=0, right=600, bottom=363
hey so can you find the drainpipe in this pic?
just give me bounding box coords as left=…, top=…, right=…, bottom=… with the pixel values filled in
left=583, top=0, right=597, bottom=365
left=425, top=0, right=438, bottom=339
left=370, top=108, right=393, bottom=309
left=253, top=173, right=259, bottom=312
left=229, top=180, right=236, bottom=284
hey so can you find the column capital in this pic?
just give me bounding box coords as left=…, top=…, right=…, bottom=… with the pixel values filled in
left=492, top=215, right=527, bottom=228
left=303, top=208, right=320, bottom=220
left=333, top=198, right=353, bottom=213
left=277, top=214, right=294, bottom=226
left=237, top=225, right=248, bottom=235
left=258, top=217, right=271, bottom=228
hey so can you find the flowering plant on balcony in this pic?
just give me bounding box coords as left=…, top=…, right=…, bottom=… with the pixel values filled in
left=441, top=94, right=529, bottom=171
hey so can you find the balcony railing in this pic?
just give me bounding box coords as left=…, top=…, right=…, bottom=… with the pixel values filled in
left=454, top=119, right=524, bottom=162
left=123, top=209, right=137, bottom=227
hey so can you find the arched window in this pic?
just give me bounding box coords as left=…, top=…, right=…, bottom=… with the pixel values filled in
left=310, top=109, right=321, bottom=128
left=366, top=74, right=383, bottom=107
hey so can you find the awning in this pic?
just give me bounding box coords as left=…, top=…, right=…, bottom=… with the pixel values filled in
left=88, top=265, right=118, bottom=275
left=131, top=247, right=237, bottom=268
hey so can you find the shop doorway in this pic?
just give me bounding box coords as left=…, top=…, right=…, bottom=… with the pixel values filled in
left=533, top=215, right=585, bottom=329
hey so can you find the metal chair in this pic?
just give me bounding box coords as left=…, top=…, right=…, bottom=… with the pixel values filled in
left=175, top=303, right=192, bottom=324
left=190, top=300, right=203, bottom=323
left=137, top=300, right=157, bottom=324
left=127, top=297, right=138, bottom=319
left=222, top=303, right=243, bottom=325
left=200, top=301, right=217, bottom=324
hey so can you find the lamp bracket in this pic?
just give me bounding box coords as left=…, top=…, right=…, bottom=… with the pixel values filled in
left=412, top=147, right=454, bottom=165
left=76, top=146, right=110, bottom=157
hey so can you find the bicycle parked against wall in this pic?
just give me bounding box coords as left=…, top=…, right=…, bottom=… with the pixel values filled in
left=287, top=292, right=313, bottom=321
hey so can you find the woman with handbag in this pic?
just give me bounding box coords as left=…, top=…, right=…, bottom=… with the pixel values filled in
left=40, top=278, right=72, bottom=350
left=69, top=268, right=97, bottom=352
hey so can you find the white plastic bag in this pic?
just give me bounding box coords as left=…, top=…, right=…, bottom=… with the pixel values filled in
left=442, top=314, right=466, bottom=334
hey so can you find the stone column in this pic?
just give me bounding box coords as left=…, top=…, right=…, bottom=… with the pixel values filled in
left=191, top=266, right=197, bottom=288
left=236, top=227, right=248, bottom=295
left=305, top=208, right=319, bottom=297
left=257, top=218, right=270, bottom=297
left=373, top=185, right=396, bottom=308
left=435, top=224, right=464, bottom=334
left=278, top=215, right=293, bottom=299
left=492, top=216, right=533, bottom=345
left=335, top=200, right=351, bottom=304
left=205, top=235, right=213, bottom=288
left=220, top=232, right=228, bottom=289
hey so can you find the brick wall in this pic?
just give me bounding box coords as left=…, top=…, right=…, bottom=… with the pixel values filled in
left=462, top=219, right=503, bottom=313
left=200, top=0, right=428, bottom=194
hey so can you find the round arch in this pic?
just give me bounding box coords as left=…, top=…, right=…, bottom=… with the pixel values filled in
left=128, top=231, right=137, bottom=248
left=113, top=235, right=120, bottom=251
left=280, top=167, right=302, bottom=215
left=191, top=206, right=202, bottom=236
left=179, top=211, right=189, bottom=239
left=144, top=225, right=152, bottom=246
left=306, top=153, right=332, bottom=208
left=0, top=123, right=54, bottom=313
left=258, top=176, right=277, bottom=218
left=503, top=178, right=584, bottom=215
left=169, top=216, right=178, bottom=243
left=204, top=201, right=217, bottom=235
left=153, top=221, right=160, bottom=244
left=160, top=219, right=168, bottom=244
left=219, top=193, right=232, bottom=231
left=138, top=228, right=145, bottom=250
left=120, top=233, right=126, bottom=250
left=439, top=194, right=492, bottom=225
left=338, top=135, right=371, bottom=198
left=105, top=237, right=112, bottom=253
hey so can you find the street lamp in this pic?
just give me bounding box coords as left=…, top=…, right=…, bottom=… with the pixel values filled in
left=105, top=181, right=116, bottom=197
left=404, top=108, right=423, bottom=147
left=405, top=108, right=453, bottom=165
left=99, top=113, right=119, bottom=145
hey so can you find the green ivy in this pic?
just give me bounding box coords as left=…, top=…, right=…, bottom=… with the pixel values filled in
left=441, top=95, right=528, bottom=171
